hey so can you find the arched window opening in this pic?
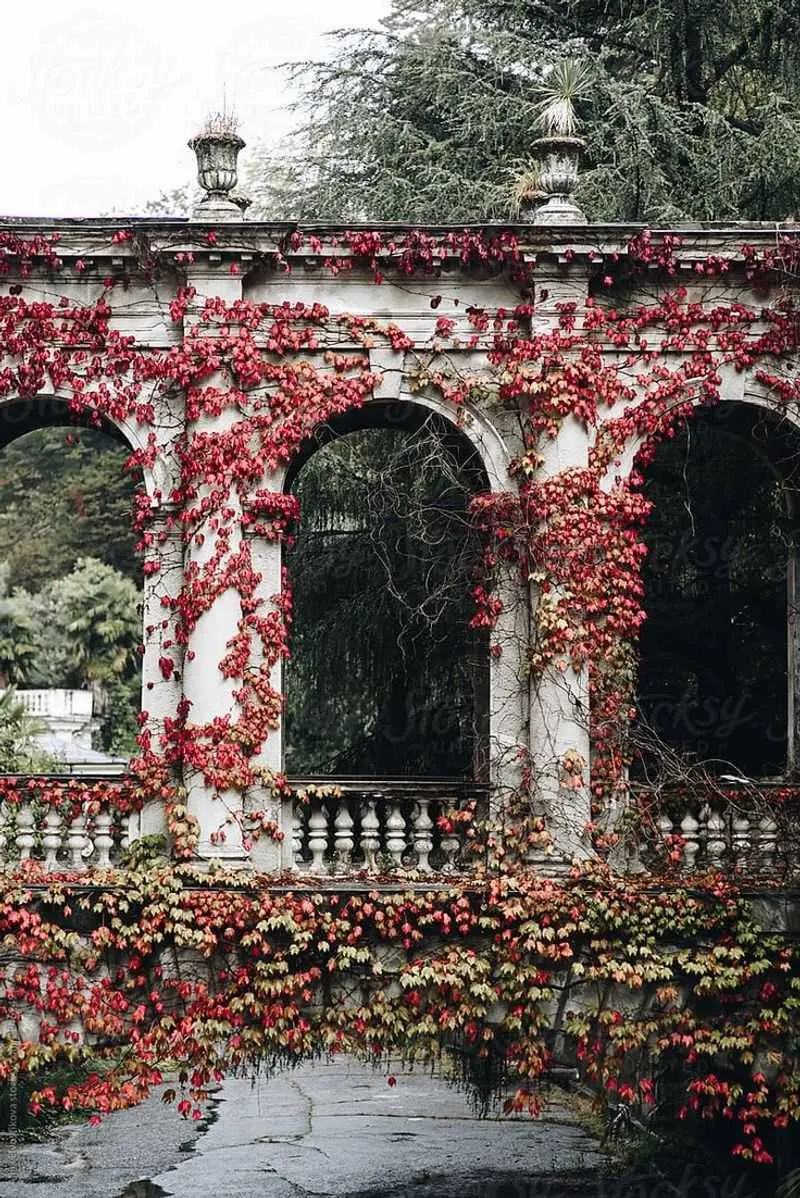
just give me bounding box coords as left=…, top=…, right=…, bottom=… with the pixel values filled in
left=284, top=408, right=490, bottom=779
left=636, top=404, right=800, bottom=780
left=0, top=412, right=142, bottom=773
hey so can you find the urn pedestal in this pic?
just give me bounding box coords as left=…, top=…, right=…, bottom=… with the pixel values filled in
left=531, top=135, right=586, bottom=225
left=189, top=130, right=246, bottom=220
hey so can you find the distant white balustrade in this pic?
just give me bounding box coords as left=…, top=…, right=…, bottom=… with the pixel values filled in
left=15, top=689, right=94, bottom=721
left=7, top=689, right=128, bottom=774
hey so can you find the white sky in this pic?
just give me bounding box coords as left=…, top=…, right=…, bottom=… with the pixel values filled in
left=2, top=0, right=392, bottom=217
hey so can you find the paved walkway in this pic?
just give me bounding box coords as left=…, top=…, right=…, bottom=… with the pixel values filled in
left=0, top=1059, right=606, bottom=1198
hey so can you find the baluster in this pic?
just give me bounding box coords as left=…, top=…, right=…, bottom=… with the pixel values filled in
left=757, top=810, right=778, bottom=871
left=307, top=804, right=328, bottom=874
left=412, top=800, right=434, bottom=873
left=67, top=814, right=89, bottom=872
left=657, top=812, right=676, bottom=865
left=706, top=807, right=726, bottom=868
left=93, top=809, right=114, bottom=869
left=333, top=800, right=354, bottom=872
left=680, top=808, right=700, bottom=873
left=361, top=797, right=380, bottom=873
left=292, top=801, right=305, bottom=870
left=15, top=805, right=36, bottom=862
left=440, top=804, right=461, bottom=873
left=731, top=810, right=751, bottom=871
left=120, top=813, right=134, bottom=854
left=697, top=803, right=710, bottom=867
left=657, top=812, right=674, bottom=839
left=385, top=803, right=407, bottom=869
left=42, top=808, right=63, bottom=872
left=0, top=802, right=10, bottom=868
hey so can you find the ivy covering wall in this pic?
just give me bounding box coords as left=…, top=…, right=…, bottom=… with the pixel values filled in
left=0, top=223, right=798, bottom=1177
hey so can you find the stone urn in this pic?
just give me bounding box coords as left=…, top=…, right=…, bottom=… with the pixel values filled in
left=188, top=126, right=246, bottom=220
left=531, top=134, right=586, bottom=225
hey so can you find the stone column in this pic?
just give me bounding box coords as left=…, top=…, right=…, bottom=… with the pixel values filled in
left=179, top=267, right=250, bottom=863
left=527, top=426, right=593, bottom=863
left=488, top=565, right=530, bottom=792
left=135, top=505, right=183, bottom=840
left=528, top=265, right=592, bottom=863
left=180, top=440, right=248, bottom=862
left=243, top=498, right=290, bottom=873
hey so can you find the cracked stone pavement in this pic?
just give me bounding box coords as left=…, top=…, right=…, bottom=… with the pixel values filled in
left=0, top=1059, right=606, bottom=1197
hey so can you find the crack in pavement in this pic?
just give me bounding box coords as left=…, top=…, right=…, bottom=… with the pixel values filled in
left=285, top=1077, right=315, bottom=1141
left=254, top=1077, right=333, bottom=1159
left=256, top=1162, right=347, bottom=1198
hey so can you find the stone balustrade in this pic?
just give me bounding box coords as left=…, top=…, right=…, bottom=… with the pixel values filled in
left=0, top=775, right=138, bottom=871
left=0, top=775, right=489, bottom=876
left=14, top=689, right=94, bottom=720
left=650, top=794, right=790, bottom=875
left=288, top=779, right=488, bottom=875
left=7, top=772, right=795, bottom=880
left=0, top=802, right=132, bottom=871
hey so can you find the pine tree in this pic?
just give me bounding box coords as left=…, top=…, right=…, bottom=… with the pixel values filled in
left=246, top=0, right=800, bottom=223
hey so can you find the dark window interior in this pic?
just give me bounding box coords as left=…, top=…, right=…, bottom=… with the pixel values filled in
left=284, top=408, right=490, bottom=778
left=636, top=404, right=800, bottom=779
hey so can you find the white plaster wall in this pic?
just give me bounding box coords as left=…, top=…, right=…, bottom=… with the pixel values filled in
left=244, top=270, right=524, bottom=346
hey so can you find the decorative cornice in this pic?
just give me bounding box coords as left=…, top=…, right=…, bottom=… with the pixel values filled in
left=1, top=217, right=799, bottom=272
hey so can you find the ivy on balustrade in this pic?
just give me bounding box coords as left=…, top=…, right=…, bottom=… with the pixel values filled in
left=0, top=224, right=799, bottom=1165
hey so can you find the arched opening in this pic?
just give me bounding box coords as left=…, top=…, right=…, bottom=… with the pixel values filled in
left=0, top=401, right=143, bottom=773
left=636, top=403, right=800, bottom=779
left=284, top=403, right=490, bottom=779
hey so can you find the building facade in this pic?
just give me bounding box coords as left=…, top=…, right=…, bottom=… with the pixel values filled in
left=1, top=171, right=798, bottom=876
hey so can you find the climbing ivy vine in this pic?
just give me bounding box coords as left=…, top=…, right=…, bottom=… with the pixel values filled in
left=0, top=224, right=799, bottom=1168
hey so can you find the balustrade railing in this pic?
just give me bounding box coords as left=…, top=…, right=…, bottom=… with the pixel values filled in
left=0, top=776, right=138, bottom=871
left=287, top=779, right=488, bottom=876
left=7, top=773, right=794, bottom=880
left=0, top=774, right=488, bottom=876
left=645, top=791, right=795, bottom=876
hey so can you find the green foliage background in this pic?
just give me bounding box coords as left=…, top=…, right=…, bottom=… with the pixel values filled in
left=244, top=0, right=800, bottom=223
left=0, top=427, right=137, bottom=591
left=0, top=429, right=141, bottom=760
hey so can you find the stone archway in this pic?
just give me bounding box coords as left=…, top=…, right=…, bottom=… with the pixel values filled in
left=266, top=393, right=526, bottom=792
left=0, top=391, right=183, bottom=840
left=282, top=400, right=492, bottom=781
